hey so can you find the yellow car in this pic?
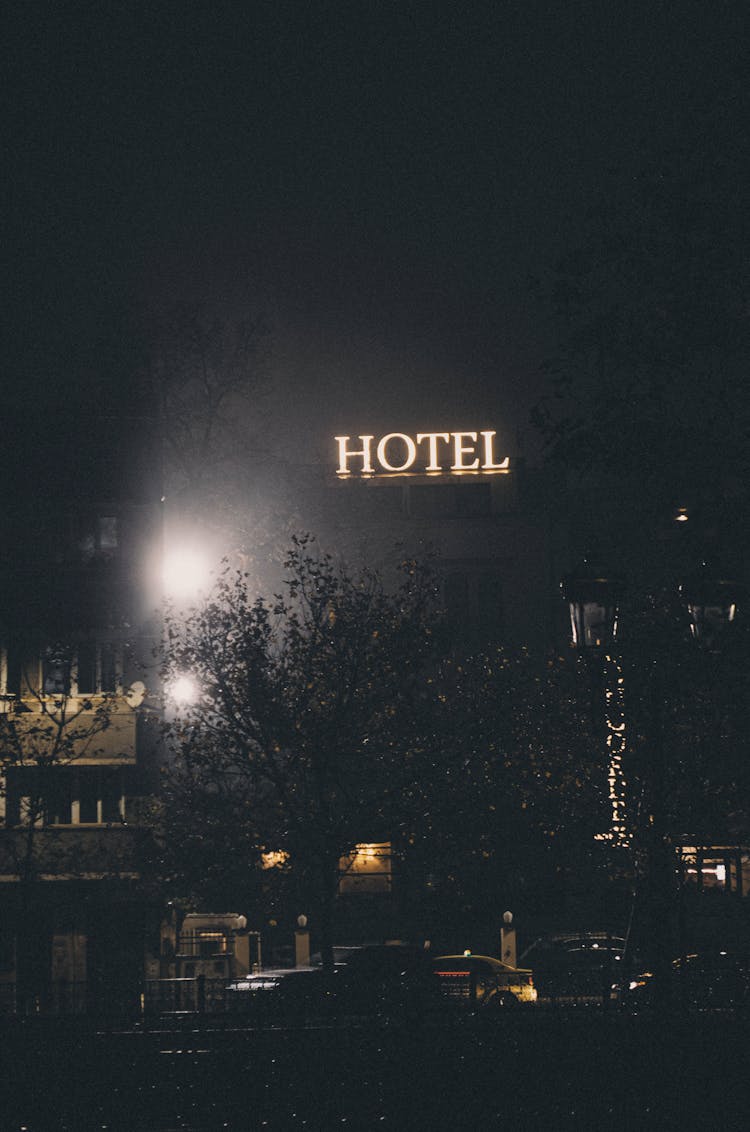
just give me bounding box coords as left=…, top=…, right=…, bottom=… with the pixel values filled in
left=432, top=953, right=537, bottom=1007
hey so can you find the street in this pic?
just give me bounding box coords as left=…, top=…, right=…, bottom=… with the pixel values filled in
left=2, top=1010, right=748, bottom=1131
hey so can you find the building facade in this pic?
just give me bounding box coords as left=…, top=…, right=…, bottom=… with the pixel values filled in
left=0, top=417, right=164, bottom=1013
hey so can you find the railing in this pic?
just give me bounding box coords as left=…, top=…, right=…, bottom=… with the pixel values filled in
left=1, top=973, right=746, bottom=1020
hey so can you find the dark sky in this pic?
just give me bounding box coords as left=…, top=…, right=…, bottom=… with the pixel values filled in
left=5, top=3, right=748, bottom=469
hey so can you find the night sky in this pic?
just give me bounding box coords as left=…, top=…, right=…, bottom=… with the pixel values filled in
left=5, top=3, right=748, bottom=478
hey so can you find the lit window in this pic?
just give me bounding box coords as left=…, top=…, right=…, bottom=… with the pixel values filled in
left=197, top=932, right=227, bottom=957
left=339, top=842, right=392, bottom=894
left=680, top=846, right=747, bottom=894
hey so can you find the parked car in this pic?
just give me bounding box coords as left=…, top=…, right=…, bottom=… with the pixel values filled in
left=227, top=944, right=442, bottom=1019
left=431, top=954, right=537, bottom=1008
left=623, top=951, right=750, bottom=1011
left=519, top=933, right=626, bottom=1001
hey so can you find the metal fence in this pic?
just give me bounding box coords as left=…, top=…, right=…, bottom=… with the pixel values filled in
left=0, top=976, right=250, bottom=1019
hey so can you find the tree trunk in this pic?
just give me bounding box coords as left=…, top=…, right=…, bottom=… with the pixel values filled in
left=317, top=860, right=340, bottom=974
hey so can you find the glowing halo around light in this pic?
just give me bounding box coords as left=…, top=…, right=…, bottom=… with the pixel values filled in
left=162, top=547, right=211, bottom=601
left=167, top=674, right=200, bottom=707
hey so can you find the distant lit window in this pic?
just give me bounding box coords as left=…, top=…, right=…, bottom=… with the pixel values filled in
left=339, top=842, right=392, bottom=894
left=680, top=846, right=748, bottom=896
left=198, top=932, right=227, bottom=957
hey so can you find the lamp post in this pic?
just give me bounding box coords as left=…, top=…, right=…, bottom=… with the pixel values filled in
left=561, top=558, right=745, bottom=1000
left=560, top=562, right=628, bottom=845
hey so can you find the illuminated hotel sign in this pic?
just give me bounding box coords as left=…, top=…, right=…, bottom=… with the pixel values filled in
left=335, top=430, right=510, bottom=478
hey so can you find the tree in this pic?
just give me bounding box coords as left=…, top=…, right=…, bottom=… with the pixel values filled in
left=158, top=544, right=619, bottom=960
left=159, top=535, right=438, bottom=970
left=530, top=125, right=750, bottom=959
left=532, top=140, right=750, bottom=581
left=145, top=303, right=268, bottom=510
left=397, top=646, right=612, bottom=947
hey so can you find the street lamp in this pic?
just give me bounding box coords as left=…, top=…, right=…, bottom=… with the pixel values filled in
left=561, top=558, right=744, bottom=997
left=679, top=563, right=744, bottom=647
left=166, top=673, right=200, bottom=707
left=501, top=910, right=517, bottom=967
left=560, top=561, right=623, bottom=651
left=162, top=547, right=212, bottom=603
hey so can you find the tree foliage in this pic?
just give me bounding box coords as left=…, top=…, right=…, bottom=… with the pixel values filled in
left=157, top=537, right=617, bottom=955
left=532, top=143, right=750, bottom=578
left=145, top=303, right=268, bottom=508
left=159, top=535, right=439, bottom=965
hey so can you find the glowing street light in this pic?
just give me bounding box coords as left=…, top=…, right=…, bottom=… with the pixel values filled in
left=162, top=547, right=212, bottom=603
left=166, top=673, right=200, bottom=707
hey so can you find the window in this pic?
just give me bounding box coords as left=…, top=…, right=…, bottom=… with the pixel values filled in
left=339, top=843, right=392, bottom=894
left=680, top=846, right=749, bottom=897
left=100, top=643, right=118, bottom=692
left=198, top=933, right=227, bottom=957
left=76, top=642, right=96, bottom=694
left=101, top=774, right=122, bottom=822
left=1, top=645, right=22, bottom=697
left=43, top=650, right=71, bottom=696
left=79, top=774, right=99, bottom=824
left=75, top=641, right=121, bottom=694
left=46, top=772, right=73, bottom=825
left=44, top=769, right=124, bottom=826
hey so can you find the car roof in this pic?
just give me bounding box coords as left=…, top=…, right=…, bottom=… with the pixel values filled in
left=433, top=954, right=532, bottom=975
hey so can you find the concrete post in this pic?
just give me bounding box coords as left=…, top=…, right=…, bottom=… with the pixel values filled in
left=295, top=914, right=310, bottom=967
left=501, top=910, right=517, bottom=967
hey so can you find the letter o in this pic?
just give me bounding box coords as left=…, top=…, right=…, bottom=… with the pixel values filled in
left=376, top=433, right=417, bottom=472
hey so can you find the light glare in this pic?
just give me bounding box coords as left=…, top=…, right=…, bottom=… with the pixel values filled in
left=162, top=548, right=211, bottom=600
left=168, top=674, right=199, bottom=706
